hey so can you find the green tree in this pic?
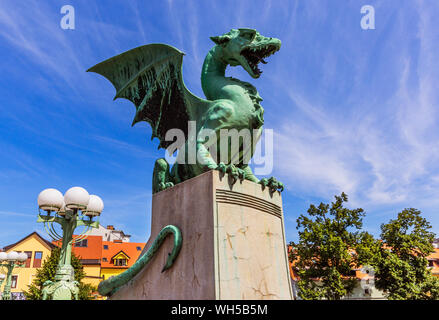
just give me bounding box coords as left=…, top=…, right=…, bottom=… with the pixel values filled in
left=372, top=208, right=439, bottom=300
left=23, top=247, right=96, bottom=300
left=290, top=193, right=370, bottom=300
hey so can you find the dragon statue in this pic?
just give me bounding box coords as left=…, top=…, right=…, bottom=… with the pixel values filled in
left=88, top=28, right=284, bottom=194
left=88, top=28, right=283, bottom=297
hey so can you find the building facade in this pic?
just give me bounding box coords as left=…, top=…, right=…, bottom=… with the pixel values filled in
left=1, top=226, right=144, bottom=299
left=100, top=240, right=145, bottom=281
left=85, top=225, right=131, bottom=242
left=1, top=232, right=55, bottom=299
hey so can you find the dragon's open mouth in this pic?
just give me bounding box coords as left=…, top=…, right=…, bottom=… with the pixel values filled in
left=240, top=44, right=280, bottom=78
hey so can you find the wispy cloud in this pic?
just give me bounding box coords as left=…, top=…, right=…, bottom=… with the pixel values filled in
left=0, top=0, right=438, bottom=246
left=272, top=1, right=439, bottom=214
left=0, top=210, right=35, bottom=218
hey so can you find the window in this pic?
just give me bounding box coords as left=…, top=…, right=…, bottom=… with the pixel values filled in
left=429, top=260, right=434, bottom=268
left=24, top=251, right=32, bottom=268
left=11, top=276, right=18, bottom=289
left=136, top=246, right=141, bottom=251
left=103, top=245, right=108, bottom=250
left=364, top=289, right=371, bottom=295
left=102, top=258, right=107, bottom=262
left=114, top=259, right=127, bottom=266
left=74, top=239, right=88, bottom=247
left=33, top=251, right=43, bottom=268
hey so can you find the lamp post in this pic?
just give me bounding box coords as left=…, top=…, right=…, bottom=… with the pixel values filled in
left=0, top=251, right=28, bottom=300
left=37, top=187, right=104, bottom=300
left=0, top=273, right=5, bottom=299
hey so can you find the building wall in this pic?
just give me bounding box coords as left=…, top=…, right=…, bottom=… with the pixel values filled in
left=292, top=279, right=386, bottom=300
left=86, top=225, right=131, bottom=242
left=101, top=268, right=125, bottom=281
left=81, top=265, right=102, bottom=287
left=2, top=230, right=146, bottom=299
left=343, top=280, right=386, bottom=300
left=2, top=234, right=52, bottom=295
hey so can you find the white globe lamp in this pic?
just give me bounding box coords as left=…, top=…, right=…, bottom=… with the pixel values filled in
left=64, top=187, right=90, bottom=210
left=7, top=251, right=18, bottom=262
left=38, top=188, right=64, bottom=212
left=83, top=195, right=104, bottom=217
left=17, top=252, right=28, bottom=262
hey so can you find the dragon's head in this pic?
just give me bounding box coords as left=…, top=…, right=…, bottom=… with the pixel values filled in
left=210, top=28, right=281, bottom=79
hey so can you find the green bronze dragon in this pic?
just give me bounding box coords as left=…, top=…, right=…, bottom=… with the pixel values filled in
left=89, top=29, right=283, bottom=296
left=88, top=28, right=284, bottom=194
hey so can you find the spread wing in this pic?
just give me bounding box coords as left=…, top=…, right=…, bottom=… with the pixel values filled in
left=87, top=44, right=208, bottom=149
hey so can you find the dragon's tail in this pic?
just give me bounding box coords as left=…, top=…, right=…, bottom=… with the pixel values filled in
left=97, top=225, right=182, bottom=297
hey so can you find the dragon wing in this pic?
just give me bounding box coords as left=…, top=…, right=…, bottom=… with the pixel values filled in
left=87, top=44, right=208, bottom=149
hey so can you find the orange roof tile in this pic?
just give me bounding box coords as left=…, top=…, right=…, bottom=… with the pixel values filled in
left=53, top=235, right=102, bottom=261
left=101, top=241, right=145, bottom=269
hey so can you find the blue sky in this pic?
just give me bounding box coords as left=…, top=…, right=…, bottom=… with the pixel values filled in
left=0, top=0, right=438, bottom=246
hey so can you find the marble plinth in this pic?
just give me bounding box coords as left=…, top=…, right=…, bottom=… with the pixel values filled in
left=110, top=170, right=293, bottom=300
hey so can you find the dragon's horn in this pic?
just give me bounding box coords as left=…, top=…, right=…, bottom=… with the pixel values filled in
left=210, top=35, right=230, bottom=46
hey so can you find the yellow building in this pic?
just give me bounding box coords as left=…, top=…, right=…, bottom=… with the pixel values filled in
left=1, top=228, right=145, bottom=299
left=1, top=232, right=55, bottom=299
left=53, top=235, right=104, bottom=288
left=100, top=240, right=145, bottom=281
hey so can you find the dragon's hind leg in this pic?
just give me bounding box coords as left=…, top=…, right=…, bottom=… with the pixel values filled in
left=153, top=158, right=174, bottom=193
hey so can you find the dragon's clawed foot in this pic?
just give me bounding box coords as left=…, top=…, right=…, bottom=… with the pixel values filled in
left=158, top=182, right=174, bottom=192
left=216, top=163, right=246, bottom=185
left=259, top=177, right=284, bottom=193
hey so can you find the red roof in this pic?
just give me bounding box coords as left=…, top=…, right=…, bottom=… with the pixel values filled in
left=101, top=241, right=145, bottom=269
left=52, top=234, right=146, bottom=269
left=53, top=235, right=103, bottom=261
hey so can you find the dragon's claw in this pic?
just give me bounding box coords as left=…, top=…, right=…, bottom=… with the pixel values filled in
left=158, top=182, right=174, bottom=192
left=259, top=177, right=284, bottom=193
left=217, top=162, right=227, bottom=174
left=216, top=163, right=246, bottom=185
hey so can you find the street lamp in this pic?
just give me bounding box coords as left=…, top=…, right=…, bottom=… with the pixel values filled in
left=0, top=251, right=27, bottom=300
left=0, top=273, right=5, bottom=298
left=37, top=187, right=104, bottom=300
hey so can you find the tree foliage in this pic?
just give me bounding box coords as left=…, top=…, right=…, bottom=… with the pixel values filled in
left=23, top=247, right=96, bottom=300
left=371, top=208, right=439, bottom=300
left=290, top=193, right=369, bottom=300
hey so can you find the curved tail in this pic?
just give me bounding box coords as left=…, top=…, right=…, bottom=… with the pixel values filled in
left=98, top=225, right=182, bottom=297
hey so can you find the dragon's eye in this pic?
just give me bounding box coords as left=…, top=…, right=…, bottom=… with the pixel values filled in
left=239, top=29, right=256, bottom=42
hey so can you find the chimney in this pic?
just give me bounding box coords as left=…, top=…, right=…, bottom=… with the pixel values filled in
left=107, top=225, right=115, bottom=230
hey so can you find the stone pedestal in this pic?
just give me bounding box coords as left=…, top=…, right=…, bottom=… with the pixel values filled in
left=110, top=170, right=293, bottom=300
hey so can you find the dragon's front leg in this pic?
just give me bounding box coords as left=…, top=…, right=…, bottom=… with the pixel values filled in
left=196, top=142, right=284, bottom=193
left=196, top=142, right=247, bottom=185
left=152, top=158, right=174, bottom=193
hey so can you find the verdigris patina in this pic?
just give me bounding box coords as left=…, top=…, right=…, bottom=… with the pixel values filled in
left=97, top=225, right=182, bottom=297
left=89, top=29, right=284, bottom=297
left=88, top=28, right=283, bottom=194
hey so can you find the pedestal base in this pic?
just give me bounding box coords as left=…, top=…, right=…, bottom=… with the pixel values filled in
left=110, top=170, right=293, bottom=300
